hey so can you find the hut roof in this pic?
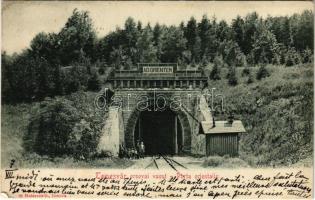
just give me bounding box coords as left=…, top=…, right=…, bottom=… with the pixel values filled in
left=200, top=120, right=246, bottom=134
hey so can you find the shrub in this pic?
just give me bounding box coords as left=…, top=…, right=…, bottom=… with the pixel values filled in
left=235, top=53, right=247, bottom=67
left=242, top=67, right=250, bottom=77
left=87, top=73, right=101, bottom=91
left=247, top=72, right=254, bottom=84
left=209, top=65, right=221, bottom=80
left=203, top=156, right=224, bottom=167
left=200, top=56, right=209, bottom=69
left=302, top=48, right=313, bottom=63
left=256, top=65, right=270, bottom=80
left=218, top=40, right=246, bottom=67
left=203, top=156, right=249, bottom=168
left=190, top=60, right=197, bottom=68
left=61, top=65, right=89, bottom=94
left=285, top=47, right=302, bottom=66
left=220, top=158, right=249, bottom=168
left=227, top=67, right=238, bottom=86
left=210, top=55, right=225, bottom=80
left=31, top=99, right=81, bottom=157
left=27, top=92, right=105, bottom=159
left=98, top=68, right=105, bottom=75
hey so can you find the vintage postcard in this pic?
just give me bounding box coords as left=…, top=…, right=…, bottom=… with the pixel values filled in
left=1, top=1, right=314, bottom=199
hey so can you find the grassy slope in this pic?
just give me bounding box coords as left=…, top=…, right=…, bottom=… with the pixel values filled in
left=205, top=63, right=313, bottom=167
left=1, top=104, right=33, bottom=168
left=1, top=92, right=134, bottom=169
left=1, top=64, right=313, bottom=168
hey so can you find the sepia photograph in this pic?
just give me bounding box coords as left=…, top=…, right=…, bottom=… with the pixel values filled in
left=1, top=1, right=313, bottom=198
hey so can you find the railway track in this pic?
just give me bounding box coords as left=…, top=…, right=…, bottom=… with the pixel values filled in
left=145, top=155, right=187, bottom=171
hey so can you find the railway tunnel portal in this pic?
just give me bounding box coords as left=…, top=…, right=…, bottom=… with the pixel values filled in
left=97, top=63, right=245, bottom=157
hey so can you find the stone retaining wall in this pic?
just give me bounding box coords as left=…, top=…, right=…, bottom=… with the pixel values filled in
left=109, top=89, right=207, bottom=155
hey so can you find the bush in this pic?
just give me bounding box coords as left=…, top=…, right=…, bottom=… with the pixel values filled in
left=227, top=67, right=238, bottom=86
left=209, top=65, right=221, bottom=80
left=256, top=65, right=270, bottom=80
left=285, top=47, right=302, bottom=66
left=302, top=48, right=313, bottom=63
left=26, top=92, right=105, bottom=159
left=203, top=156, right=249, bottom=168
left=235, top=53, right=247, bottom=67
left=88, top=73, right=101, bottom=91
left=247, top=72, right=254, bottom=84
left=218, top=40, right=246, bottom=67
left=220, top=158, right=249, bottom=168
left=203, top=156, right=224, bottom=167
left=201, top=56, right=209, bottom=67
left=31, top=99, right=81, bottom=157
left=242, top=67, right=250, bottom=77
left=61, top=65, right=89, bottom=94
left=98, top=68, right=105, bottom=75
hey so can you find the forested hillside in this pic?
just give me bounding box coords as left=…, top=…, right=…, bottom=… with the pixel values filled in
left=2, top=64, right=313, bottom=168
left=1, top=9, right=313, bottom=168
left=2, top=9, right=313, bottom=103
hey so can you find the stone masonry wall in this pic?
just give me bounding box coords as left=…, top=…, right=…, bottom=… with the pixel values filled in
left=112, top=89, right=206, bottom=155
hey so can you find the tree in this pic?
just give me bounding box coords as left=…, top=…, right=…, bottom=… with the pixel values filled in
left=110, top=45, right=127, bottom=69
left=153, top=23, right=164, bottom=61
left=136, top=27, right=157, bottom=63
left=58, top=9, right=96, bottom=65
left=1, top=51, right=14, bottom=102
left=200, top=55, right=209, bottom=69
left=30, top=32, right=60, bottom=65
left=242, top=67, right=251, bottom=77
left=285, top=47, right=301, bottom=66
left=123, top=17, right=139, bottom=64
left=36, top=57, right=55, bottom=100
left=137, top=21, right=142, bottom=32
left=160, top=26, right=187, bottom=63
left=232, top=16, right=245, bottom=50
left=290, top=10, right=314, bottom=52
left=58, top=9, right=97, bottom=65
left=256, top=64, right=270, bottom=80
left=247, top=71, right=254, bottom=84
left=209, top=55, right=223, bottom=80
left=217, top=20, right=232, bottom=42
left=302, top=48, right=313, bottom=63
left=96, top=29, right=125, bottom=64
left=61, top=64, right=89, bottom=94
left=266, top=16, right=292, bottom=47
left=53, top=65, right=63, bottom=96
left=251, top=25, right=280, bottom=64
left=227, top=66, right=238, bottom=86
left=7, top=51, right=56, bottom=102
left=198, top=15, right=211, bottom=58
left=5, top=37, right=63, bottom=102
left=153, top=23, right=162, bottom=45
left=203, top=18, right=220, bottom=62
left=242, top=12, right=260, bottom=55
left=184, top=17, right=201, bottom=63
left=87, top=72, right=101, bottom=91
left=218, top=40, right=246, bottom=67
left=145, top=23, right=152, bottom=32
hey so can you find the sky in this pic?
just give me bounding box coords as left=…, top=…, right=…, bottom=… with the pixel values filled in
left=2, top=1, right=313, bottom=54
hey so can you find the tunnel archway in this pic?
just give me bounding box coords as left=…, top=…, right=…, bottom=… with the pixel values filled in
left=125, top=105, right=192, bottom=155
left=134, top=107, right=183, bottom=155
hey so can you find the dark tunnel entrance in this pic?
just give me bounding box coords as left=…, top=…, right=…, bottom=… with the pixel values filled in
left=134, top=108, right=183, bottom=156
